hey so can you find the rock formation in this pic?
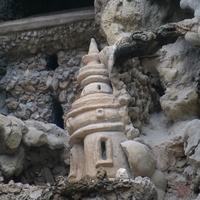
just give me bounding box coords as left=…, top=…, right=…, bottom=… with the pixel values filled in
left=0, top=114, right=70, bottom=185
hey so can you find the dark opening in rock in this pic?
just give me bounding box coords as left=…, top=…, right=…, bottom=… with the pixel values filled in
left=101, top=140, right=107, bottom=160
left=0, top=67, right=6, bottom=77
left=45, top=54, right=59, bottom=71
left=151, top=82, right=165, bottom=97
left=52, top=98, right=64, bottom=129
left=22, top=0, right=94, bottom=17
left=0, top=0, right=94, bottom=21
left=0, top=91, right=8, bottom=115
left=0, top=57, right=7, bottom=78
left=97, top=84, right=101, bottom=90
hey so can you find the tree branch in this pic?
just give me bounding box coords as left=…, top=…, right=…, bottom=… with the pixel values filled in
left=113, top=23, right=185, bottom=65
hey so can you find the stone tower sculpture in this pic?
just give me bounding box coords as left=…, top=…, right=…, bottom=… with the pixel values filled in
left=65, top=38, right=130, bottom=180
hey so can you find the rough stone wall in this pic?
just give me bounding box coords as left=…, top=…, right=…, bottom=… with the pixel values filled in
left=0, top=13, right=105, bottom=124
left=0, top=19, right=99, bottom=58
left=0, top=175, right=157, bottom=200
left=0, top=50, right=82, bottom=124
left=110, top=59, right=155, bottom=132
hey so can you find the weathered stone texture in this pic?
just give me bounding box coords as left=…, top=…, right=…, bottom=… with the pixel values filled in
left=0, top=174, right=157, bottom=200
left=0, top=50, right=82, bottom=123
left=100, top=0, right=190, bottom=45
left=0, top=8, right=105, bottom=60
left=58, top=172, right=157, bottom=200
left=111, top=60, right=155, bottom=130
left=0, top=20, right=99, bottom=58
left=0, top=180, right=53, bottom=200
left=180, top=0, right=200, bottom=17
left=0, top=114, right=70, bottom=187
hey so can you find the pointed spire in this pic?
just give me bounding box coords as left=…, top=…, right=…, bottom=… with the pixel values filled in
left=88, top=38, right=99, bottom=54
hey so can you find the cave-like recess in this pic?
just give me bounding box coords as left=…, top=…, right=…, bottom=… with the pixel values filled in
left=0, top=0, right=94, bottom=21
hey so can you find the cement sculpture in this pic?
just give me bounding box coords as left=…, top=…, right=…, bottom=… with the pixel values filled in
left=65, top=38, right=167, bottom=199
left=65, top=38, right=131, bottom=180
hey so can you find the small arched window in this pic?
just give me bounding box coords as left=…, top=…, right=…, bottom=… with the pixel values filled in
left=96, top=136, right=113, bottom=167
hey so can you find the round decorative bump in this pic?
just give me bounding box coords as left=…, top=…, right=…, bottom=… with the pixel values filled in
left=96, top=108, right=105, bottom=119
left=66, top=117, right=74, bottom=129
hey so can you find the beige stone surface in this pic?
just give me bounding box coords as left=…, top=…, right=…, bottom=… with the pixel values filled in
left=115, top=168, right=129, bottom=179
left=66, top=38, right=131, bottom=180
left=151, top=169, right=167, bottom=200
left=25, top=120, right=70, bottom=149
left=100, top=0, right=140, bottom=44
left=0, top=114, right=27, bottom=154
left=160, top=88, right=200, bottom=121
left=183, top=120, right=200, bottom=167
left=121, top=139, right=169, bottom=199
left=121, top=140, right=167, bottom=199
left=121, top=140, right=156, bottom=178
left=22, top=127, right=47, bottom=147
left=0, top=147, right=25, bottom=177
left=176, top=17, right=200, bottom=46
